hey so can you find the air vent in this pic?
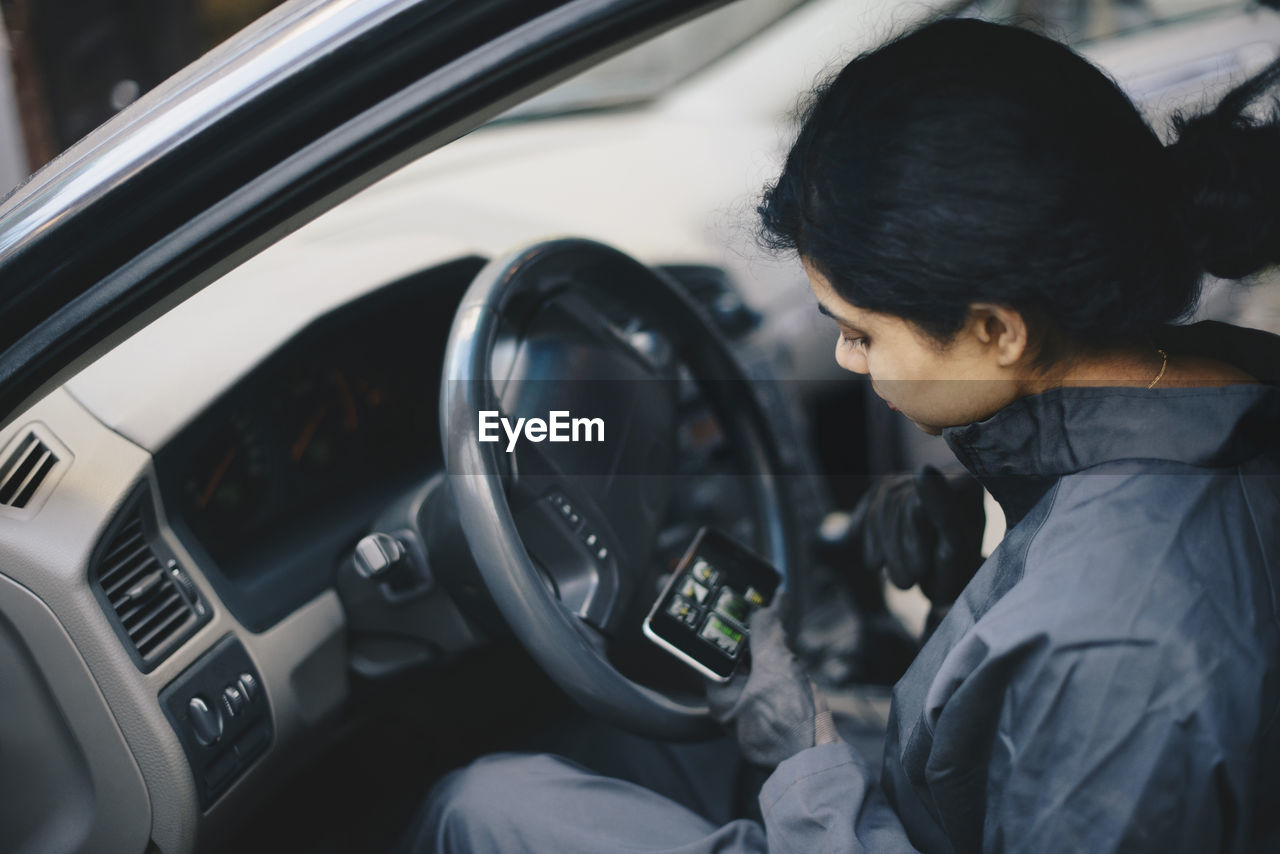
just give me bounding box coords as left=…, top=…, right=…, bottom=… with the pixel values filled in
left=92, top=489, right=210, bottom=671
left=0, top=430, right=60, bottom=509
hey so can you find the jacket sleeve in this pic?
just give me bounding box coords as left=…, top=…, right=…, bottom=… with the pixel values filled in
left=758, top=640, right=1239, bottom=854
left=758, top=742, right=922, bottom=854
left=973, top=641, right=1237, bottom=854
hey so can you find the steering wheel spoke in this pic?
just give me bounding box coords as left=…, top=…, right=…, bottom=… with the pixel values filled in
left=511, top=479, right=627, bottom=632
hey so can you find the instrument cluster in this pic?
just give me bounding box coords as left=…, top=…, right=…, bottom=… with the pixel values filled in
left=156, top=258, right=482, bottom=624
left=178, top=354, right=435, bottom=567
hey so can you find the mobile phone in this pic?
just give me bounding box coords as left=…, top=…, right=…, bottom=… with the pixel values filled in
left=642, top=527, right=782, bottom=682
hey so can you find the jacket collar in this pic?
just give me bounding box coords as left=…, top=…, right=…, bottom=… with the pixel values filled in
left=942, top=322, right=1280, bottom=526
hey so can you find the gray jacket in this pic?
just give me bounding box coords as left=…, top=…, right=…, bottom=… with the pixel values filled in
left=761, top=322, right=1280, bottom=853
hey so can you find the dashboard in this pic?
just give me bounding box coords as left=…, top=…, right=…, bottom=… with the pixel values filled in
left=0, top=241, right=833, bottom=854
left=154, top=257, right=484, bottom=631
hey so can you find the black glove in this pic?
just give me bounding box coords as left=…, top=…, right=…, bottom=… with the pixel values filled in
left=846, top=465, right=985, bottom=606
left=705, top=595, right=840, bottom=768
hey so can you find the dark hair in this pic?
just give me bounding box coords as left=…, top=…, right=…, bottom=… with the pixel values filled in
left=760, top=18, right=1280, bottom=364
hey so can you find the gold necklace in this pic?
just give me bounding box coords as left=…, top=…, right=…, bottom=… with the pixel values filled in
left=1147, top=347, right=1169, bottom=389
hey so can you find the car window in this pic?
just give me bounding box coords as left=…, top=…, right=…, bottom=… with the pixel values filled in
left=498, top=0, right=813, bottom=120
left=964, top=0, right=1249, bottom=44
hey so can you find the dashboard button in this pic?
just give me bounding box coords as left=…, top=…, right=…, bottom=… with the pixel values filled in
left=221, top=684, right=245, bottom=718
left=188, top=696, right=223, bottom=746
left=237, top=672, right=259, bottom=703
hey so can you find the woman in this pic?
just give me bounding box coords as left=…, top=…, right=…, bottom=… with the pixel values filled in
left=409, top=17, right=1280, bottom=853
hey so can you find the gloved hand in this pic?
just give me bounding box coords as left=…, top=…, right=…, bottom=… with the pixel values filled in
left=846, top=464, right=985, bottom=606
left=706, top=595, right=840, bottom=768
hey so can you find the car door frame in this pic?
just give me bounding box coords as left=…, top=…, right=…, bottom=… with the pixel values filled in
left=0, top=0, right=732, bottom=430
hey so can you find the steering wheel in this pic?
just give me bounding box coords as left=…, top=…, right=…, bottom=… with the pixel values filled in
left=440, top=238, right=799, bottom=740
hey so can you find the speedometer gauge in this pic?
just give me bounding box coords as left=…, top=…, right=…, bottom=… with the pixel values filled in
left=182, top=416, right=275, bottom=540
left=284, top=369, right=372, bottom=474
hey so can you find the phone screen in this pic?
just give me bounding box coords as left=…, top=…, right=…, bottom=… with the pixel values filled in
left=642, top=527, right=782, bottom=681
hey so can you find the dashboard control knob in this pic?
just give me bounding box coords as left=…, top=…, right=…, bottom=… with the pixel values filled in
left=353, top=532, right=405, bottom=579
left=237, top=672, right=259, bottom=702
left=188, top=696, right=223, bottom=746
left=167, top=559, right=207, bottom=616
left=221, top=684, right=245, bottom=718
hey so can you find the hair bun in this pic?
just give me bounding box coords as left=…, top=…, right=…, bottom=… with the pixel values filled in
left=1167, top=58, right=1280, bottom=280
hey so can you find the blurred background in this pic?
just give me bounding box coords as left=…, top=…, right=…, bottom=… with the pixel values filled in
left=0, top=0, right=280, bottom=188
left=3, top=0, right=1276, bottom=185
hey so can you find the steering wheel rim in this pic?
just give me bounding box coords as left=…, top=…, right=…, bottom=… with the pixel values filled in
left=440, top=238, right=799, bottom=740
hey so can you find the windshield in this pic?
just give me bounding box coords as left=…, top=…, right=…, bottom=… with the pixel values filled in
left=498, top=0, right=812, bottom=120
left=963, top=0, right=1246, bottom=44
left=498, top=0, right=1252, bottom=121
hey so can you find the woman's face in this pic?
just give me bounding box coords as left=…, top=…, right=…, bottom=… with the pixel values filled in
left=804, top=261, right=1022, bottom=435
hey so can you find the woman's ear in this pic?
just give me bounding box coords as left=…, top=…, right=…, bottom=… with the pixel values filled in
left=966, top=303, right=1028, bottom=368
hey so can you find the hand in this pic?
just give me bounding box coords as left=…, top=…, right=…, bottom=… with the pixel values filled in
left=846, top=465, right=985, bottom=606
left=705, top=595, right=839, bottom=768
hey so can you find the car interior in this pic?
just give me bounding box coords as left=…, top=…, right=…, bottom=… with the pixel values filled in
left=3, top=0, right=1279, bottom=852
